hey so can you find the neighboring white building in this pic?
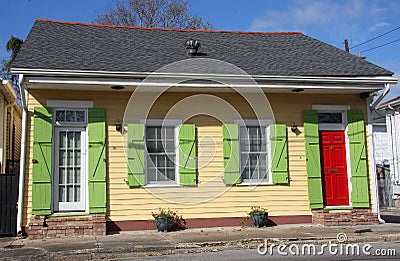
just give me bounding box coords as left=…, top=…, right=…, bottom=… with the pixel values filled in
left=373, top=96, right=400, bottom=206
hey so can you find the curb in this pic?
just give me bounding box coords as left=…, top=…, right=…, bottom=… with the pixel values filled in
left=2, top=234, right=400, bottom=260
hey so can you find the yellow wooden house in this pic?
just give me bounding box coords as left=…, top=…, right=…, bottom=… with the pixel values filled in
left=11, top=19, right=398, bottom=238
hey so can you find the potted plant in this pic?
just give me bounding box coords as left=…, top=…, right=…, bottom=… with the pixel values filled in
left=241, top=206, right=268, bottom=228
left=151, top=207, right=186, bottom=232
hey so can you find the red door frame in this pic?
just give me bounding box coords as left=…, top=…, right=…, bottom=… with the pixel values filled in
left=319, top=131, right=350, bottom=206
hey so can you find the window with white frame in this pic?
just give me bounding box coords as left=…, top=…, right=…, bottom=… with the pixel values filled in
left=238, top=121, right=271, bottom=183
left=145, top=121, right=179, bottom=185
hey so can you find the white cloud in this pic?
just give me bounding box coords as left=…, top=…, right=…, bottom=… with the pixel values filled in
left=369, top=22, right=390, bottom=32
left=249, top=0, right=390, bottom=44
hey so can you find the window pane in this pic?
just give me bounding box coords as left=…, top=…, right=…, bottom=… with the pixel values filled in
left=75, top=111, right=85, bottom=122
left=59, top=150, right=67, bottom=165
left=59, top=168, right=66, bottom=185
left=74, top=186, right=80, bottom=202
left=66, top=110, right=75, bottom=122
left=148, top=167, right=156, bottom=182
left=59, top=187, right=66, bottom=202
left=67, top=168, right=74, bottom=183
left=67, top=185, right=74, bottom=202
left=147, top=141, right=157, bottom=153
left=166, top=156, right=175, bottom=167
left=67, top=150, right=73, bottom=165
left=56, top=110, right=66, bottom=122
left=74, top=168, right=81, bottom=183
left=157, top=168, right=166, bottom=182
left=59, top=132, right=66, bottom=149
left=146, top=127, right=156, bottom=139
left=165, top=141, right=175, bottom=153
left=318, top=113, right=342, bottom=124
left=74, top=132, right=81, bottom=148
left=166, top=168, right=175, bottom=181
left=75, top=151, right=81, bottom=165
left=67, top=132, right=74, bottom=148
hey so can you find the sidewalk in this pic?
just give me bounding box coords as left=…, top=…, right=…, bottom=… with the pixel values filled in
left=1, top=222, right=400, bottom=260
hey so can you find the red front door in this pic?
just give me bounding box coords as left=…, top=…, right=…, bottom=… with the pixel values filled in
left=320, top=131, right=349, bottom=206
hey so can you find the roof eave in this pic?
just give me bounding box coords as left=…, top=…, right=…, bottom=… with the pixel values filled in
left=11, top=67, right=398, bottom=85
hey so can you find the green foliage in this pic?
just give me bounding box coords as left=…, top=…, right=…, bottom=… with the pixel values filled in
left=369, top=91, right=378, bottom=104
left=240, top=206, right=268, bottom=226
left=3, top=36, right=23, bottom=73
left=151, top=207, right=186, bottom=229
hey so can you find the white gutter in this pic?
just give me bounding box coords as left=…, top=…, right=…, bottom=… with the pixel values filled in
left=367, top=96, right=385, bottom=223
left=17, top=74, right=27, bottom=234
left=25, top=78, right=387, bottom=93
left=12, top=67, right=398, bottom=85
left=371, top=83, right=391, bottom=110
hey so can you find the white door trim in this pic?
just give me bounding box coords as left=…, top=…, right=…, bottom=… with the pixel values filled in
left=53, top=127, right=87, bottom=212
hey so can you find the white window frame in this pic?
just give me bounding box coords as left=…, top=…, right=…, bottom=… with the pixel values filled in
left=52, top=108, right=89, bottom=213
left=141, top=119, right=182, bottom=187
left=235, top=119, right=273, bottom=185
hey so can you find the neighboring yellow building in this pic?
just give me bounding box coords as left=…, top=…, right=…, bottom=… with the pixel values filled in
left=0, top=80, right=21, bottom=174
left=0, top=80, right=22, bottom=236
left=11, top=19, right=398, bottom=238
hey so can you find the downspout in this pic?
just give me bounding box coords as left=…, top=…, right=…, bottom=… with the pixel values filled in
left=16, top=74, right=27, bottom=234
left=371, top=83, right=390, bottom=111
left=366, top=95, right=385, bottom=223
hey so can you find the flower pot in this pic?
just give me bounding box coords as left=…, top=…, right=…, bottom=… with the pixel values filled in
left=250, top=212, right=268, bottom=228
left=154, top=216, right=174, bottom=232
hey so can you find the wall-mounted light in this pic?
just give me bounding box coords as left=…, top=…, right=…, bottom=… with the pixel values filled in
left=291, top=88, right=304, bottom=93
left=115, top=119, right=122, bottom=132
left=111, top=85, right=125, bottom=90
left=291, top=122, right=298, bottom=133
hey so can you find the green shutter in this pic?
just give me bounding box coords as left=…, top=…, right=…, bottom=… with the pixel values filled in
left=178, top=124, right=197, bottom=185
left=304, top=110, right=324, bottom=209
left=348, top=109, right=370, bottom=208
left=88, top=108, right=107, bottom=213
left=127, top=124, right=145, bottom=186
left=271, top=124, right=289, bottom=184
left=222, top=124, right=240, bottom=184
left=32, top=107, right=52, bottom=215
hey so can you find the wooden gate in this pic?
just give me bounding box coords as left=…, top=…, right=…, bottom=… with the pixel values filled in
left=0, top=173, right=18, bottom=236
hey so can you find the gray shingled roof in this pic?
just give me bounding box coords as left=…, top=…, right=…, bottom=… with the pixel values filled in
left=12, top=19, right=393, bottom=77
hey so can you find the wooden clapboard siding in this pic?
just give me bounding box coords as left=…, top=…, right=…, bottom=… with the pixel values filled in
left=22, top=89, right=372, bottom=227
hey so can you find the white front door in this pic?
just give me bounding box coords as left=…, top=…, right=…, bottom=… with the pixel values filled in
left=53, top=127, right=87, bottom=212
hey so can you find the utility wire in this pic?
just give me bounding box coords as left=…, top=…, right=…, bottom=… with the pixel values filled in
left=360, top=37, right=400, bottom=53
left=350, top=25, right=400, bottom=49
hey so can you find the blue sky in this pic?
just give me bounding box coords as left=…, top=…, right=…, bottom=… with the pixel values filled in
left=2, top=0, right=400, bottom=100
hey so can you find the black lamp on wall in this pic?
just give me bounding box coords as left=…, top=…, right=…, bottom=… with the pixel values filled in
left=115, top=119, right=122, bottom=132
left=291, top=122, right=298, bottom=133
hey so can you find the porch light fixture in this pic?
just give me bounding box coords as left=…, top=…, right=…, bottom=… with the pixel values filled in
left=111, top=85, right=125, bottom=90
left=115, top=119, right=122, bottom=132
left=291, top=88, right=304, bottom=93
left=291, top=122, right=298, bottom=133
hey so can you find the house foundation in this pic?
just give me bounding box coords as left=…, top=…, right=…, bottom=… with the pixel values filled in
left=312, top=209, right=379, bottom=225
left=28, top=214, right=106, bottom=239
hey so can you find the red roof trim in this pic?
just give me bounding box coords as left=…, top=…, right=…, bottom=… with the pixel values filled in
left=378, top=95, right=400, bottom=107
left=35, top=18, right=303, bottom=35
